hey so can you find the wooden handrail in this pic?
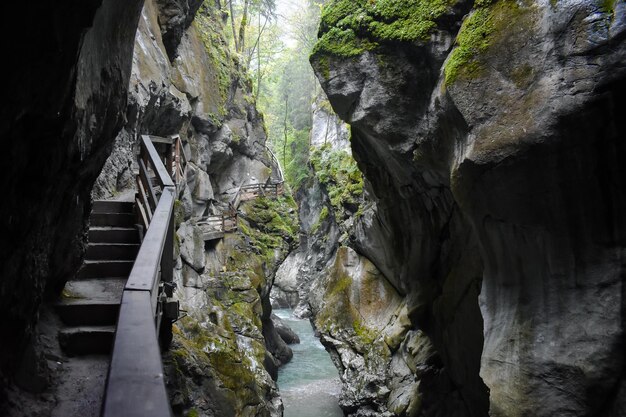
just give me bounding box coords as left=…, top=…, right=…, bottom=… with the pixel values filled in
left=196, top=180, right=284, bottom=240
left=102, top=135, right=175, bottom=417
left=265, top=144, right=284, bottom=183
left=171, top=134, right=187, bottom=191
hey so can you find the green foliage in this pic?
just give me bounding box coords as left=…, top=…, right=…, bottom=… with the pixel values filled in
left=282, top=129, right=311, bottom=188
left=311, top=0, right=456, bottom=59
left=254, top=0, right=323, bottom=189
left=319, top=205, right=329, bottom=221
left=310, top=144, right=363, bottom=215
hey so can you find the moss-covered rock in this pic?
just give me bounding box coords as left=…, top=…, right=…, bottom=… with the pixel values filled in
left=309, top=144, right=363, bottom=217
left=239, top=195, right=300, bottom=265
left=164, top=313, right=278, bottom=417
left=309, top=246, right=425, bottom=415
left=311, top=0, right=459, bottom=60
left=444, top=0, right=534, bottom=85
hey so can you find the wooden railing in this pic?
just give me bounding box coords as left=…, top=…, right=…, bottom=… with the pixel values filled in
left=238, top=181, right=285, bottom=202
left=265, top=144, right=284, bottom=183
left=102, top=135, right=176, bottom=417
left=148, top=134, right=187, bottom=194
left=172, top=135, right=187, bottom=190
left=197, top=181, right=284, bottom=241
left=196, top=204, right=238, bottom=240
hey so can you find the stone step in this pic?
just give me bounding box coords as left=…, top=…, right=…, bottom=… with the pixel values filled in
left=62, top=277, right=126, bottom=301
left=56, top=278, right=125, bottom=326
left=86, top=243, right=140, bottom=261
left=58, top=326, right=115, bottom=356
left=55, top=300, right=120, bottom=326
left=90, top=212, right=137, bottom=228
left=77, top=260, right=134, bottom=280
left=89, top=227, right=139, bottom=244
left=92, top=200, right=135, bottom=214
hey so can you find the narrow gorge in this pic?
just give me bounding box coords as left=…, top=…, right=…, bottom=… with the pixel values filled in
left=0, top=0, right=624, bottom=417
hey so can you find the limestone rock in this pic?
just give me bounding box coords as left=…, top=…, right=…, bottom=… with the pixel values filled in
left=154, top=0, right=203, bottom=59
left=311, top=93, right=351, bottom=151
left=0, top=0, right=144, bottom=384
left=310, top=1, right=626, bottom=416
left=177, top=221, right=205, bottom=273
left=271, top=314, right=300, bottom=345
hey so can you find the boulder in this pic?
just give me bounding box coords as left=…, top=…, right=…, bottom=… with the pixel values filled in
left=271, top=314, right=300, bottom=345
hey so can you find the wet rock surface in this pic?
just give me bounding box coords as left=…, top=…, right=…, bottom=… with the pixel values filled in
left=0, top=0, right=143, bottom=401
left=309, top=1, right=626, bottom=416
left=272, top=314, right=301, bottom=345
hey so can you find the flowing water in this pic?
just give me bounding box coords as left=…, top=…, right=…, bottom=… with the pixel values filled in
left=274, top=309, right=344, bottom=417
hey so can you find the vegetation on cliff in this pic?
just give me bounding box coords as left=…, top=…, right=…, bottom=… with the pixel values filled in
left=168, top=190, right=298, bottom=416
left=310, top=144, right=363, bottom=215
left=311, top=0, right=458, bottom=59
left=239, top=194, right=300, bottom=265
left=444, top=0, right=533, bottom=85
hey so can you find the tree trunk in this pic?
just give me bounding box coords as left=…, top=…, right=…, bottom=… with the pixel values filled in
left=256, top=11, right=261, bottom=96
left=283, top=94, right=288, bottom=169
left=229, top=0, right=239, bottom=52
left=238, top=0, right=249, bottom=55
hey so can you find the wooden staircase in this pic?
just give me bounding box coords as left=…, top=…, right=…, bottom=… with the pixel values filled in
left=56, top=200, right=139, bottom=356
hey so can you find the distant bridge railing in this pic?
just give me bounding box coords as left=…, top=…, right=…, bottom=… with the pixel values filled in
left=198, top=181, right=284, bottom=241
left=196, top=204, right=238, bottom=241
left=239, top=181, right=284, bottom=201
left=102, top=135, right=176, bottom=417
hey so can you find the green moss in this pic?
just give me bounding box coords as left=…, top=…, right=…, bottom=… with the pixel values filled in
left=238, top=195, right=300, bottom=265
left=174, top=199, right=185, bottom=228
left=598, top=0, right=617, bottom=14
left=311, top=0, right=456, bottom=60
left=444, top=8, right=493, bottom=85
left=444, top=0, right=530, bottom=86
left=310, top=206, right=330, bottom=234
left=319, top=99, right=334, bottom=114
left=194, top=0, right=236, bottom=117
left=310, top=144, right=363, bottom=216
left=353, top=319, right=377, bottom=345
left=319, top=206, right=330, bottom=221
left=311, top=0, right=456, bottom=61
left=186, top=409, right=199, bottom=417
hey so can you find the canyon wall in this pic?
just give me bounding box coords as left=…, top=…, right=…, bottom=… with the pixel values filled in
left=93, top=0, right=296, bottom=415
left=308, top=0, right=626, bottom=416
left=0, top=0, right=144, bottom=395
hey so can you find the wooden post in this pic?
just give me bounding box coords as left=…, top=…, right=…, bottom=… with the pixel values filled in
left=174, top=139, right=180, bottom=184
left=161, top=205, right=174, bottom=297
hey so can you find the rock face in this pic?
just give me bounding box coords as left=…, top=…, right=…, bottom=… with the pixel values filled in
left=310, top=93, right=351, bottom=150
left=309, top=1, right=626, bottom=416
left=166, top=192, right=299, bottom=416
left=90, top=0, right=296, bottom=415
left=271, top=97, right=355, bottom=315
left=0, top=0, right=143, bottom=394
